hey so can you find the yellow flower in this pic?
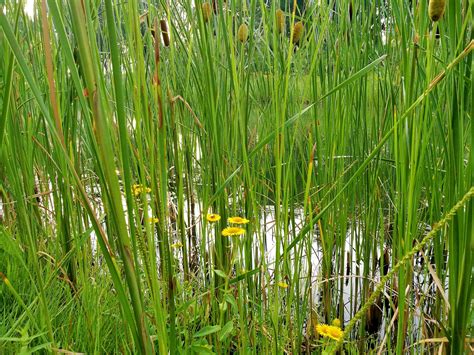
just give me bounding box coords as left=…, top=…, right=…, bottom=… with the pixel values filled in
left=316, top=324, right=343, bottom=341
left=171, top=242, right=183, bottom=249
left=221, top=227, right=245, bottom=237
left=227, top=216, right=249, bottom=224
left=206, top=213, right=221, bottom=223
left=277, top=281, right=289, bottom=289
left=147, top=217, right=159, bottom=224
left=132, top=184, right=151, bottom=196
left=332, top=319, right=341, bottom=327
left=429, top=0, right=446, bottom=22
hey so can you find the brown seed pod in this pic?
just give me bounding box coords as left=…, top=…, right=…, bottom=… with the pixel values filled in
left=292, top=21, right=304, bottom=45
left=276, top=9, right=285, bottom=33
left=237, top=23, right=249, bottom=43
left=428, top=0, right=446, bottom=22
left=202, top=2, right=212, bottom=22
left=160, top=19, right=170, bottom=47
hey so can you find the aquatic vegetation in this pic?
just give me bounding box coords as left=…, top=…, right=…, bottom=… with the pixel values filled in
left=0, top=1, right=472, bottom=354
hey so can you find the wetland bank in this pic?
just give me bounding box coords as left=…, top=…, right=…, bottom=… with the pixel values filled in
left=0, top=0, right=473, bottom=354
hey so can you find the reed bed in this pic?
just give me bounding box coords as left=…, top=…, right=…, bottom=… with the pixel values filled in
left=0, top=0, right=472, bottom=354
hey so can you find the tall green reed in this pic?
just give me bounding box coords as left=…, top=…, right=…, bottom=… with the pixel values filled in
left=1, top=0, right=472, bottom=353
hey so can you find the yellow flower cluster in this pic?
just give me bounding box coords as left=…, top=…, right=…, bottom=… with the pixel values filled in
left=132, top=184, right=151, bottom=196
left=205, top=214, right=249, bottom=237
left=316, top=323, right=343, bottom=341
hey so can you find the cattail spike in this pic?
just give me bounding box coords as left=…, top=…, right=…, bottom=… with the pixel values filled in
left=237, top=23, right=249, bottom=43
left=428, top=0, right=446, bottom=22
left=276, top=9, right=285, bottom=34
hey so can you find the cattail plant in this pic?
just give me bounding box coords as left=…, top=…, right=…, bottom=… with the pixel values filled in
left=237, top=23, right=249, bottom=43
left=292, top=21, right=304, bottom=45
left=1, top=0, right=472, bottom=354
left=276, top=9, right=285, bottom=34
left=201, top=2, right=212, bottom=23
left=428, top=0, right=446, bottom=22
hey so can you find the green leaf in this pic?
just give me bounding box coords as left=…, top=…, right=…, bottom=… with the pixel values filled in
left=194, top=325, right=221, bottom=338
left=219, top=321, right=234, bottom=341
left=224, top=294, right=238, bottom=313
left=229, top=267, right=259, bottom=284
left=213, top=269, right=227, bottom=279
left=191, top=344, right=215, bottom=355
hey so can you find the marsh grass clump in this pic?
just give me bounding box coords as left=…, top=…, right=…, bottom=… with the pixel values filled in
left=0, top=1, right=472, bottom=354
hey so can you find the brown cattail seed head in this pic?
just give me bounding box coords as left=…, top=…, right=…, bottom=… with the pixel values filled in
left=237, top=23, right=249, bottom=43
left=202, top=2, right=212, bottom=22
left=292, top=21, right=304, bottom=45
left=276, top=9, right=285, bottom=33
left=428, top=0, right=446, bottom=22
left=160, top=20, right=170, bottom=47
